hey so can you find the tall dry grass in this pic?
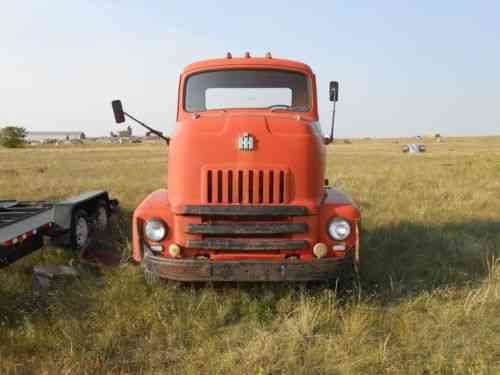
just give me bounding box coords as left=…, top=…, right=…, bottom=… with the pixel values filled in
left=1, top=138, right=499, bottom=374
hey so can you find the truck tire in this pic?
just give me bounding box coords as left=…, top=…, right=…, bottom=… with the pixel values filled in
left=95, top=200, right=110, bottom=232
left=71, top=209, right=91, bottom=252
left=144, top=268, right=160, bottom=287
left=333, top=260, right=360, bottom=292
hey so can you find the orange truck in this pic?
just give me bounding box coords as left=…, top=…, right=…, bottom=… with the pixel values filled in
left=112, top=52, right=361, bottom=283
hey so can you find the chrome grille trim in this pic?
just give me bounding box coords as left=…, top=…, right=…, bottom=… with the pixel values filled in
left=186, top=223, right=308, bottom=235
left=182, top=205, right=307, bottom=217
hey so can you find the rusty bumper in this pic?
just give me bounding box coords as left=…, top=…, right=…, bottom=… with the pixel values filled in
left=143, top=253, right=353, bottom=282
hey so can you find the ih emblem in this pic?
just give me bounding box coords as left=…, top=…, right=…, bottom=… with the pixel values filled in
left=238, top=133, right=255, bottom=151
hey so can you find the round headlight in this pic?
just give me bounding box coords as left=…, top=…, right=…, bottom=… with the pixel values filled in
left=328, top=218, right=351, bottom=240
left=144, top=218, right=167, bottom=242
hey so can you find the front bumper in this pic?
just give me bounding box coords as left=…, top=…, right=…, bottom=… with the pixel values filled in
left=143, top=252, right=354, bottom=282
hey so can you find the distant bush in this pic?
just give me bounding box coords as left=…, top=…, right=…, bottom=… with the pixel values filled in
left=0, top=126, right=27, bottom=148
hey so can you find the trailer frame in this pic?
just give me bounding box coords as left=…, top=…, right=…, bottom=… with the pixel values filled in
left=0, top=191, right=118, bottom=267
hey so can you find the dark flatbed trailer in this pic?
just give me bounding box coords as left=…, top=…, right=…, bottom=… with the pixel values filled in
left=0, top=191, right=118, bottom=267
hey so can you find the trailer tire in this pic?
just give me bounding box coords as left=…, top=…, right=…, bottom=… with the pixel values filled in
left=144, top=268, right=160, bottom=287
left=95, top=200, right=110, bottom=232
left=71, top=209, right=91, bottom=252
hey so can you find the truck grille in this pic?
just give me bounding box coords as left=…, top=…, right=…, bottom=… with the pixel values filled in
left=204, top=169, right=289, bottom=205
left=182, top=205, right=309, bottom=252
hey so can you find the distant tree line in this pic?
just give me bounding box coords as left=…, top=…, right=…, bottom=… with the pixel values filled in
left=0, top=126, right=27, bottom=148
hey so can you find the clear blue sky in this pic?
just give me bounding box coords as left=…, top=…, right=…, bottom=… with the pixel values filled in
left=1, top=1, right=499, bottom=138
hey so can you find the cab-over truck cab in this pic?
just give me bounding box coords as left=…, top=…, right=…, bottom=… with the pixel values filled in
left=112, top=53, right=361, bottom=282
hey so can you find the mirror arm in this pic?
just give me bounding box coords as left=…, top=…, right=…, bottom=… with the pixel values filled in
left=123, top=112, right=170, bottom=145
left=325, top=101, right=336, bottom=145
left=330, top=100, right=336, bottom=140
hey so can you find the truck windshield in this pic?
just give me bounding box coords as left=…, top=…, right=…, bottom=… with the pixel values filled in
left=184, top=69, right=310, bottom=112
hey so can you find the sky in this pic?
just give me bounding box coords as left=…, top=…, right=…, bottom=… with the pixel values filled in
left=1, top=1, right=499, bottom=138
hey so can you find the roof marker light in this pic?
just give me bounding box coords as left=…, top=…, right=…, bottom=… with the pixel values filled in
left=265, top=52, right=272, bottom=59
left=244, top=52, right=251, bottom=58
left=226, top=52, right=232, bottom=59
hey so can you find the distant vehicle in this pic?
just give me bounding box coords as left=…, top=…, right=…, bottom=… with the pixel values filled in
left=112, top=53, right=361, bottom=283
left=0, top=192, right=118, bottom=267
left=402, top=144, right=426, bottom=153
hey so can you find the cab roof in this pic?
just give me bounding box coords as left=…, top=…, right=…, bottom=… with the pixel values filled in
left=182, top=56, right=314, bottom=75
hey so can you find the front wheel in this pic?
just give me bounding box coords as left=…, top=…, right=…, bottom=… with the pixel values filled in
left=144, top=268, right=160, bottom=287
left=334, top=259, right=360, bottom=291
left=338, top=221, right=361, bottom=290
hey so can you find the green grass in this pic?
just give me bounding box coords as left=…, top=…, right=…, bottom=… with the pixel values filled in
left=1, top=138, right=500, bottom=374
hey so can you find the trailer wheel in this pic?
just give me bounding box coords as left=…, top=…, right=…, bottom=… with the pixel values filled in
left=95, top=200, right=110, bottom=232
left=72, top=209, right=90, bottom=251
left=144, top=268, right=160, bottom=287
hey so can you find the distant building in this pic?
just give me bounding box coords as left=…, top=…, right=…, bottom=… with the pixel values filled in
left=110, top=126, right=132, bottom=138
left=26, top=131, right=85, bottom=142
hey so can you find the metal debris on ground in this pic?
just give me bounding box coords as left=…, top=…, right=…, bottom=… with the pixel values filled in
left=32, top=264, right=78, bottom=296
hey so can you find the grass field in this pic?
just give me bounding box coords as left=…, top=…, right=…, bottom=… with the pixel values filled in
left=1, top=137, right=500, bottom=374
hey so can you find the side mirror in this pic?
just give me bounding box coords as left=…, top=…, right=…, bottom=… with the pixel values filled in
left=329, top=81, right=339, bottom=102
left=111, top=100, right=125, bottom=123
left=109, top=99, right=170, bottom=144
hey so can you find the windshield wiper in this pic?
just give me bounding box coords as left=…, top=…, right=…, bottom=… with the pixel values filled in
left=268, top=105, right=308, bottom=112
left=267, top=104, right=290, bottom=111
